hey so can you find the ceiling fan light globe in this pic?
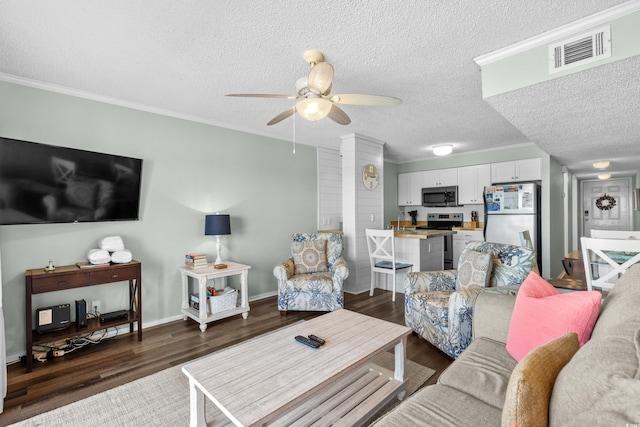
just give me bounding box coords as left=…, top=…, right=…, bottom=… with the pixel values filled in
left=296, top=98, right=332, bottom=121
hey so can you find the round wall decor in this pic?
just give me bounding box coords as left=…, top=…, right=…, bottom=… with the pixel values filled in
left=362, top=164, right=379, bottom=190
left=595, top=193, right=616, bottom=211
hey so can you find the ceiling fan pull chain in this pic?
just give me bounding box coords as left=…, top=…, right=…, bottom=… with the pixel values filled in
left=292, top=106, right=296, bottom=154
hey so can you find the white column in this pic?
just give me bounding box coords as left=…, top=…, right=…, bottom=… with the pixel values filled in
left=341, top=133, right=385, bottom=294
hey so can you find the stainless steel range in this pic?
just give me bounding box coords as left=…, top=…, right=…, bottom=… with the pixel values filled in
left=416, top=213, right=463, bottom=270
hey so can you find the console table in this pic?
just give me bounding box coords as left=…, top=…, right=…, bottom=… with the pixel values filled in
left=179, top=261, right=250, bottom=331
left=25, top=260, right=142, bottom=372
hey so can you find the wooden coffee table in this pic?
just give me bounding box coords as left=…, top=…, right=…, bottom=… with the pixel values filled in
left=182, top=309, right=412, bottom=427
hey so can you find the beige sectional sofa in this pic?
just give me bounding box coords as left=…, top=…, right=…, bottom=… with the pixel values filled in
left=373, top=264, right=640, bottom=426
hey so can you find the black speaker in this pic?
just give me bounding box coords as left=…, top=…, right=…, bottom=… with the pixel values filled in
left=75, top=299, right=87, bottom=329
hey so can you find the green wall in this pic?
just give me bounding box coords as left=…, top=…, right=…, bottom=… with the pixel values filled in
left=0, top=81, right=317, bottom=358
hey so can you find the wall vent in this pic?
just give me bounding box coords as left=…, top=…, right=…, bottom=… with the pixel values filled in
left=548, top=25, right=611, bottom=74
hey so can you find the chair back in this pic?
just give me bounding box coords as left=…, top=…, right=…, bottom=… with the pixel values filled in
left=519, top=230, right=533, bottom=249
left=462, top=241, right=535, bottom=287
left=590, top=229, right=640, bottom=239
left=580, top=236, right=640, bottom=291
left=365, top=229, right=398, bottom=267
left=291, top=233, right=343, bottom=270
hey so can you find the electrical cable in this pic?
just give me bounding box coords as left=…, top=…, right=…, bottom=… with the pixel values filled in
left=34, top=325, right=122, bottom=361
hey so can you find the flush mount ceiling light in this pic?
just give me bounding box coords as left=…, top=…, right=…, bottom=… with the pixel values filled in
left=592, top=160, right=610, bottom=169
left=598, top=173, right=611, bottom=180
left=433, top=144, right=453, bottom=156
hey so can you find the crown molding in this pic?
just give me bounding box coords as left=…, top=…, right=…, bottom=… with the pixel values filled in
left=474, top=0, right=640, bottom=66
left=0, top=72, right=313, bottom=147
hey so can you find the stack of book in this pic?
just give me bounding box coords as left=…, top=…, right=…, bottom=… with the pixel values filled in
left=185, top=253, right=208, bottom=269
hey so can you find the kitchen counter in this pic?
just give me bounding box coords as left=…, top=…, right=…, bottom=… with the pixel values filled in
left=392, top=230, right=450, bottom=274
left=394, top=229, right=456, bottom=239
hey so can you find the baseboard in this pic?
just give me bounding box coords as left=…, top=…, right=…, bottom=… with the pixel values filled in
left=7, top=292, right=279, bottom=365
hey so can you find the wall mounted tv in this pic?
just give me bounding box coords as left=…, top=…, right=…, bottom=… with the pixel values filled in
left=0, top=137, right=143, bottom=226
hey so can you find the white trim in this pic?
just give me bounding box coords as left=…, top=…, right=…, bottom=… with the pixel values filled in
left=474, top=0, right=640, bottom=66
left=0, top=72, right=315, bottom=149
left=389, top=142, right=537, bottom=165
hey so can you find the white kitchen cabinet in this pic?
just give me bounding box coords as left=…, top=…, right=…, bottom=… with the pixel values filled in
left=397, top=171, right=423, bottom=206
left=422, top=168, right=458, bottom=187
left=452, top=230, right=484, bottom=268
left=491, top=158, right=541, bottom=183
left=457, top=164, right=491, bottom=204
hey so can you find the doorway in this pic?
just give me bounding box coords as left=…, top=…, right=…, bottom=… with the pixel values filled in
left=581, top=177, right=632, bottom=238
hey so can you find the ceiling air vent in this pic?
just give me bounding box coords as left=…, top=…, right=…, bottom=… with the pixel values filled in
left=548, top=25, right=611, bottom=74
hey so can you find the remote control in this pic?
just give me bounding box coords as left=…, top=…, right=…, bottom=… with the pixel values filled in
left=295, top=335, right=321, bottom=349
left=308, top=335, right=326, bottom=345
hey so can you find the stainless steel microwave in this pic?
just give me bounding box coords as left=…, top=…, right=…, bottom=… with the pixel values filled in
left=422, top=186, right=460, bottom=207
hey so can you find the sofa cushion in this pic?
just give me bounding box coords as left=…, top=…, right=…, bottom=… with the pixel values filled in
left=370, top=384, right=502, bottom=427
left=455, top=249, right=492, bottom=290
left=549, top=265, right=640, bottom=425
left=292, top=240, right=328, bottom=274
left=501, top=332, right=579, bottom=427
left=438, top=337, right=517, bottom=409
left=286, top=271, right=333, bottom=293
left=505, top=271, right=601, bottom=361
left=556, top=373, right=640, bottom=427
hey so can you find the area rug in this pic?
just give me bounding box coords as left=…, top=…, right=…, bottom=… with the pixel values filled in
left=10, top=352, right=434, bottom=426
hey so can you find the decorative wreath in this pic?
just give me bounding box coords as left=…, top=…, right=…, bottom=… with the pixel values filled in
left=595, top=193, right=617, bottom=211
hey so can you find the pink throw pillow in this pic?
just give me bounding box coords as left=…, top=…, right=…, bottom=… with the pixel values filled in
left=506, top=271, right=602, bottom=362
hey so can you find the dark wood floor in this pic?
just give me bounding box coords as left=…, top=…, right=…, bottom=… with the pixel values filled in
left=1, top=289, right=452, bottom=425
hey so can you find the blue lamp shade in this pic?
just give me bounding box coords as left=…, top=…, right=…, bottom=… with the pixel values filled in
left=205, top=214, right=231, bottom=236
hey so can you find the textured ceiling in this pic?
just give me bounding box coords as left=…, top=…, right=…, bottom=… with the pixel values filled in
left=0, top=0, right=636, bottom=178
left=487, top=55, right=640, bottom=178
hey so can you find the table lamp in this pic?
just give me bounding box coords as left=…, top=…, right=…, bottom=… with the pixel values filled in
left=205, top=213, right=231, bottom=265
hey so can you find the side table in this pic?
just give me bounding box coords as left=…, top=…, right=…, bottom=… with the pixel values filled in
left=179, top=261, right=251, bottom=331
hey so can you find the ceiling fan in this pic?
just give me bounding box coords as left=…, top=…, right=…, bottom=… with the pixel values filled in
left=226, top=49, right=402, bottom=126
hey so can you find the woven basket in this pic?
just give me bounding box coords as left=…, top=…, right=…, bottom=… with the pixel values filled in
left=207, top=289, right=238, bottom=313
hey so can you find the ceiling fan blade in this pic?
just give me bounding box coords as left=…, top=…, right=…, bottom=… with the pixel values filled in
left=327, top=104, right=351, bottom=125
left=226, top=93, right=296, bottom=99
left=308, top=62, right=334, bottom=95
left=329, top=94, right=402, bottom=106
left=267, top=107, right=295, bottom=126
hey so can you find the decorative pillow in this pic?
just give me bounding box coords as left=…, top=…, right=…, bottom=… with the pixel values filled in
left=292, top=240, right=328, bottom=274
left=455, top=249, right=492, bottom=290
left=502, top=332, right=580, bottom=427
left=506, top=271, right=601, bottom=362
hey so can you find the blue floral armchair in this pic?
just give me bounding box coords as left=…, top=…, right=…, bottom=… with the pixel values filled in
left=274, top=233, right=349, bottom=312
left=404, top=241, right=535, bottom=358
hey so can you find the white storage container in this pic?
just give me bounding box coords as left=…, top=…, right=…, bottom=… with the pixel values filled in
left=207, top=288, right=238, bottom=313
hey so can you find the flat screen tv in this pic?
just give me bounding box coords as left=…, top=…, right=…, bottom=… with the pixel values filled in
left=0, top=137, right=143, bottom=225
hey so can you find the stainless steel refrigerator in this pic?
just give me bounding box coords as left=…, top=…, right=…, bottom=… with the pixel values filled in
left=483, top=183, right=542, bottom=272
